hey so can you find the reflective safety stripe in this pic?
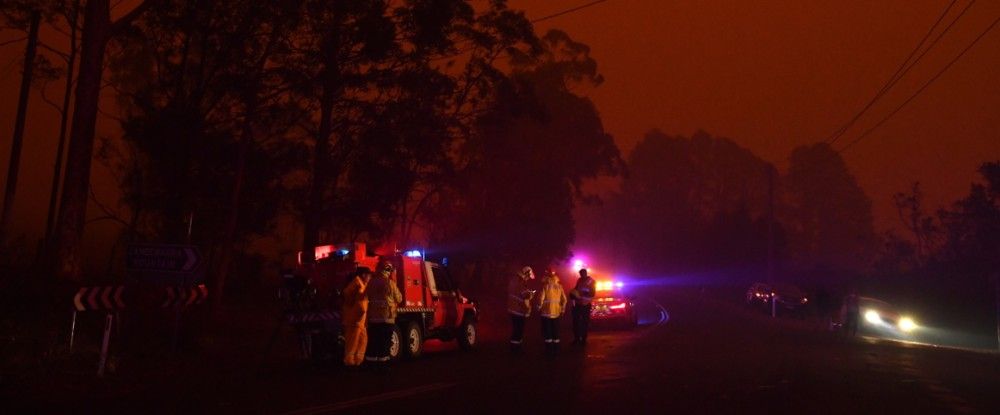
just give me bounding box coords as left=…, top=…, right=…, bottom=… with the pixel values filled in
left=508, top=310, right=529, bottom=317
left=552, top=339, right=560, bottom=343
left=509, top=340, right=522, bottom=344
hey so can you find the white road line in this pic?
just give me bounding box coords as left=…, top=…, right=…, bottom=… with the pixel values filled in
left=641, top=296, right=669, bottom=327
left=280, top=382, right=457, bottom=415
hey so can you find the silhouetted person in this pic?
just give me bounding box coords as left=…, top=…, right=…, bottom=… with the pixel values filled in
left=537, top=269, right=567, bottom=358
left=507, top=266, right=535, bottom=353
left=366, top=261, right=402, bottom=372
left=570, top=268, right=595, bottom=345
left=842, top=291, right=860, bottom=337
left=342, top=267, right=371, bottom=368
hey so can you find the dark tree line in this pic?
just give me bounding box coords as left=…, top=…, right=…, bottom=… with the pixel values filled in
left=594, top=132, right=876, bottom=281
left=880, top=162, right=1000, bottom=282
left=0, top=1, right=621, bottom=300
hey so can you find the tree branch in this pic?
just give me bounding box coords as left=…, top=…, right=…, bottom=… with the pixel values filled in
left=0, top=36, right=26, bottom=47
left=110, top=0, right=158, bottom=36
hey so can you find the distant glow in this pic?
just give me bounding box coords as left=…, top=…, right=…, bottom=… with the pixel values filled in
left=615, top=282, right=624, bottom=288
left=572, top=259, right=586, bottom=271
left=339, top=249, right=350, bottom=256
left=898, top=317, right=917, bottom=332
left=801, top=297, right=808, bottom=304
left=865, top=310, right=881, bottom=324
left=404, top=250, right=422, bottom=258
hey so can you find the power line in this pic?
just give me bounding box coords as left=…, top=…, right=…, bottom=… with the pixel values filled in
left=839, top=14, right=1000, bottom=153
left=431, top=0, right=614, bottom=63
left=826, top=0, right=961, bottom=145
left=531, top=0, right=610, bottom=23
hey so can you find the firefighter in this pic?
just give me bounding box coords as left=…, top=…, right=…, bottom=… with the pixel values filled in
left=366, top=261, right=403, bottom=372
left=570, top=268, right=596, bottom=345
left=507, top=266, right=535, bottom=353
left=341, top=267, right=371, bottom=367
left=537, top=268, right=567, bottom=357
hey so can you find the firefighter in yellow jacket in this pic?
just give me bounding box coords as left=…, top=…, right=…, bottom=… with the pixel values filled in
left=507, top=266, right=535, bottom=353
left=341, top=267, right=371, bottom=367
left=536, top=268, right=567, bottom=357
left=366, top=261, right=403, bottom=371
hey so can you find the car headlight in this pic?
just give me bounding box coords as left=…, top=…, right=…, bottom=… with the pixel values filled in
left=864, top=310, right=881, bottom=324
left=898, top=317, right=917, bottom=332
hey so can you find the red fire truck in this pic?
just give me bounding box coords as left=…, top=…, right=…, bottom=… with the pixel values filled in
left=297, top=243, right=479, bottom=360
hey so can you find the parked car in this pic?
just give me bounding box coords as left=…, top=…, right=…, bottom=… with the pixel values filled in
left=745, top=282, right=809, bottom=315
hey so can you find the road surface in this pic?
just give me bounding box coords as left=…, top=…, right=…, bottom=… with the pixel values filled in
left=7, top=287, right=1000, bottom=414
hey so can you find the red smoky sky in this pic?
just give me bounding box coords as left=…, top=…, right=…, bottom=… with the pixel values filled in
left=1, top=0, right=999, bottom=241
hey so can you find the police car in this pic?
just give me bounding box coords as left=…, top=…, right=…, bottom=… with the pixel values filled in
left=589, top=279, right=638, bottom=328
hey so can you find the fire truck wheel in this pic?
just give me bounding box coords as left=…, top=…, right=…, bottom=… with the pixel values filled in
left=389, top=325, right=402, bottom=361
left=457, top=319, right=477, bottom=350
left=402, top=321, right=423, bottom=358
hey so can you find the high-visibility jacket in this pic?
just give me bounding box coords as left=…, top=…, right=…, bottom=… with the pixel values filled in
left=342, top=276, right=368, bottom=327
left=537, top=276, right=567, bottom=318
left=507, top=275, right=534, bottom=317
left=367, top=274, right=402, bottom=323
left=571, top=276, right=596, bottom=306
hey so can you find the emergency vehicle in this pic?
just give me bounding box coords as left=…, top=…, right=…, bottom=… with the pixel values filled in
left=297, top=243, right=479, bottom=360
left=590, top=279, right=638, bottom=328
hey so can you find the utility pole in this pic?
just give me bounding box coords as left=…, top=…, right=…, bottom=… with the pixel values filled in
left=994, top=273, right=999, bottom=352
left=1, top=10, right=41, bottom=243
left=766, top=164, right=776, bottom=284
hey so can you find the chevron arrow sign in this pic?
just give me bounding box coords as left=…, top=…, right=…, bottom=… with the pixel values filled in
left=73, top=286, right=126, bottom=311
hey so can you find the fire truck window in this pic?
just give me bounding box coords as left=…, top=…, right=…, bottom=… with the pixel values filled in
left=431, top=267, right=453, bottom=292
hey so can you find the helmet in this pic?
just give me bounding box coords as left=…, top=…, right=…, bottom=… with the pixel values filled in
left=380, top=261, right=395, bottom=275
left=520, top=266, right=534, bottom=279
left=545, top=268, right=557, bottom=277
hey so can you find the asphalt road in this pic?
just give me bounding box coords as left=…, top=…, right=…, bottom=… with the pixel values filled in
left=8, top=287, right=1000, bottom=414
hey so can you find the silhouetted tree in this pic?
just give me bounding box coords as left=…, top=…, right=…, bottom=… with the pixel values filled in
left=424, top=30, right=621, bottom=283
left=609, top=130, right=774, bottom=274
left=938, top=162, right=1000, bottom=278
left=108, top=0, right=307, bottom=298
left=52, top=0, right=156, bottom=282
left=891, top=182, right=941, bottom=267
left=782, top=143, right=876, bottom=271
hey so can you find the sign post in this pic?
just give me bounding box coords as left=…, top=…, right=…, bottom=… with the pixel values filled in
left=97, top=313, right=113, bottom=377
left=127, top=243, right=204, bottom=351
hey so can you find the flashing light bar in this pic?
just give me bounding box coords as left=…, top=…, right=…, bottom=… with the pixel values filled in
left=596, top=280, right=623, bottom=291
left=404, top=250, right=423, bottom=258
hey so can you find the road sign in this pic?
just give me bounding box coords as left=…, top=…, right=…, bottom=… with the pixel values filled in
left=162, top=284, right=209, bottom=308
left=73, top=285, right=126, bottom=311
left=127, top=244, right=202, bottom=273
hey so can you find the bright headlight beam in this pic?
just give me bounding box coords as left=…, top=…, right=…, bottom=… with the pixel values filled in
left=898, top=317, right=917, bottom=332
left=864, top=310, right=881, bottom=324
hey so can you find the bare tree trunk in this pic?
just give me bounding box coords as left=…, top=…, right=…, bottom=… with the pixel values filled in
left=0, top=10, right=41, bottom=244
left=44, top=0, right=80, bottom=249
left=302, top=89, right=335, bottom=264
left=53, top=0, right=151, bottom=282
left=53, top=0, right=112, bottom=282
left=213, top=95, right=257, bottom=306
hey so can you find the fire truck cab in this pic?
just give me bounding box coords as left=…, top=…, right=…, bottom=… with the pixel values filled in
left=299, top=243, right=479, bottom=360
